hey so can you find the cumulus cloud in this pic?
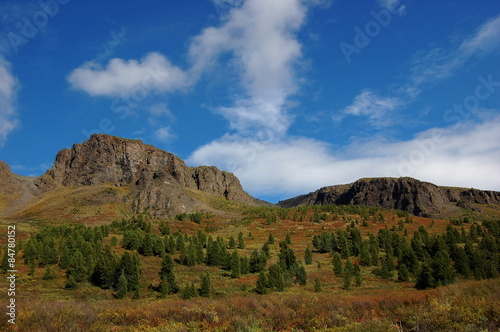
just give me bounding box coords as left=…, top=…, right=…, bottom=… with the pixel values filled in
left=189, top=116, right=500, bottom=200
left=0, top=57, right=19, bottom=147
left=67, top=52, right=189, bottom=97
left=188, top=0, right=306, bottom=136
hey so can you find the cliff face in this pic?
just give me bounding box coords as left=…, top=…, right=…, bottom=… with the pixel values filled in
left=278, top=177, right=500, bottom=217
left=46, top=134, right=262, bottom=214
left=0, top=161, right=22, bottom=197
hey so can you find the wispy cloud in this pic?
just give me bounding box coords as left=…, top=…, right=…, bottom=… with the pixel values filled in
left=408, top=14, right=500, bottom=96
left=0, top=57, right=19, bottom=147
left=377, top=0, right=407, bottom=16
left=154, top=126, right=176, bottom=143
left=67, top=52, right=189, bottom=97
left=339, top=14, right=500, bottom=127
left=338, top=90, right=401, bottom=127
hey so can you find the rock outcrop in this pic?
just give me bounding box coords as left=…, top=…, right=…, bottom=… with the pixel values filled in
left=45, top=134, right=264, bottom=214
left=0, top=161, right=22, bottom=197
left=278, top=177, right=500, bottom=217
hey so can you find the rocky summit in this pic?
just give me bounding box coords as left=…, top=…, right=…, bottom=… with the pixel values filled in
left=1, top=134, right=268, bottom=218
left=1, top=135, right=499, bottom=219
left=278, top=177, right=500, bottom=218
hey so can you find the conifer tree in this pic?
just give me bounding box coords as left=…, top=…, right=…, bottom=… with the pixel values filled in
left=228, top=236, right=236, bottom=249
left=304, top=247, right=313, bottom=265
left=262, top=242, right=270, bottom=259
left=159, top=280, right=170, bottom=298
left=230, top=250, right=241, bottom=278
left=397, top=263, right=410, bottom=282
left=159, top=254, right=179, bottom=293
left=65, top=274, right=78, bottom=290
left=353, top=261, right=362, bottom=287
left=332, top=253, right=343, bottom=276
left=240, top=255, right=250, bottom=275
left=200, top=272, right=211, bottom=297
left=238, top=232, right=245, bottom=249
left=415, top=263, right=436, bottom=290
left=343, top=259, right=354, bottom=290
left=295, top=265, right=307, bottom=285
left=115, top=272, right=128, bottom=299
left=42, top=265, right=55, bottom=280
left=255, top=271, right=268, bottom=294
left=314, top=277, right=322, bottom=293
left=268, top=233, right=275, bottom=244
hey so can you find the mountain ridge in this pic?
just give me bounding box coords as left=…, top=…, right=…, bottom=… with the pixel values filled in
left=1, top=134, right=499, bottom=220
left=278, top=177, right=500, bottom=218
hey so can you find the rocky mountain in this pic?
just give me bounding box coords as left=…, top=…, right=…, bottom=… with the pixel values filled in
left=278, top=177, right=500, bottom=218
left=1, top=134, right=268, bottom=218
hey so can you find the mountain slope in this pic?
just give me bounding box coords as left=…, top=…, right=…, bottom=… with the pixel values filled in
left=278, top=177, right=500, bottom=217
left=2, top=134, right=270, bottom=219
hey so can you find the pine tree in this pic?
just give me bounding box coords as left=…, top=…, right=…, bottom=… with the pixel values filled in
left=115, top=272, right=128, bottom=299
left=42, top=265, right=55, bottom=280
left=262, top=242, right=270, bottom=259
left=397, top=263, right=410, bottom=282
left=304, top=247, right=313, bottom=265
left=314, top=277, right=322, bottom=293
left=268, top=233, right=275, bottom=244
left=285, top=233, right=292, bottom=245
left=353, top=261, right=362, bottom=287
left=295, top=265, right=307, bottom=285
left=200, top=272, right=211, bottom=297
left=228, top=237, right=236, bottom=249
left=240, top=255, right=250, bottom=275
left=332, top=253, right=343, bottom=276
left=181, top=283, right=197, bottom=300
left=431, top=250, right=455, bottom=286
left=255, top=272, right=268, bottom=294
left=65, top=274, right=78, bottom=290
left=415, top=263, right=436, bottom=290
left=159, top=254, right=179, bottom=293
left=238, top=232, right=245, bottom=249
left=343, top=259, right=354, bottom=290
left=230, top=250, right=241, bottom=278
left=159, top=280, right=170, bottom=298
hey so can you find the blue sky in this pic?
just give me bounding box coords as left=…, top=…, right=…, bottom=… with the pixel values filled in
left=0, top=0, right=499, bottom=203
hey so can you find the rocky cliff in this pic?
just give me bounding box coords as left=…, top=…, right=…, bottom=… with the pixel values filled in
left=0, top=161, right=22, bottom=197
left=45, top=134, right=264, bottom=215
left=278, top=177, right=500, bottom=217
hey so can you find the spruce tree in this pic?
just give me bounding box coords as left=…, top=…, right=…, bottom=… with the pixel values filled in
left=65, top=274, right=78, bottom=290
left=353, top=261, right=362, bottom=287
left=343, top=259, right=354, bottom=290
left=228, top=237, right=236, bottom=249
left=415, top=263, right=436, bottom=290
left=159, top=280, right=170, bottom=298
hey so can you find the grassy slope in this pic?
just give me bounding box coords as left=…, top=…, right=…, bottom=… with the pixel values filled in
left=0, top=196, right=499, bottom=331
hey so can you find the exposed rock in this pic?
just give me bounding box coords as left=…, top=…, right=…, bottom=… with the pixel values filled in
left=0, top=161, right=23, bottom=197
left=278, top=177, right=500, bottom=217
left=45, top=134, right=265, bottom=215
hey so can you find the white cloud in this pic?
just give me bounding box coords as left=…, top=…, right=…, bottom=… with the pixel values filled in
left=154, top=126, right=176, bottom=143
left=409, top=14, right=500, bottom=95
left=378, top=0, right=406, bottom=16
left=0, top=57, right=19, bottom=147
left=67, top=52, right=189, bottom=97
left=188, top=0, right=307, bottom=136
left=189, top=116, right=500, bottom=199
left=339, top=90, right=401, bottom=127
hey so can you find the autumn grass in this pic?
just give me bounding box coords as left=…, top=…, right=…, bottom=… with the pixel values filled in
left=1, top=279, right=498, bottom=332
